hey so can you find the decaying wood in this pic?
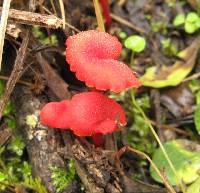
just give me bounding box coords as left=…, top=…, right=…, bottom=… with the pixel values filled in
left=60, top=136, right=123, bottom=193
left=0, top=8, right=63, bottom=29
left=60, top=136, right=168, bottom=193
left=12, top=85, right=78, bottom=193
left=6, top=23, right=22, bottom=38
left=0, top=29, right=30, bottom=120
left=74, top=160, right=104, bottom=193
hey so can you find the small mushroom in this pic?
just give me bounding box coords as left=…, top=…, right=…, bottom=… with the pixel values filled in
left=40, top=91, right=126, bottom=137
left=40, top=100, right=71, bottom=129
left=66, top=30, right=141, bottom=93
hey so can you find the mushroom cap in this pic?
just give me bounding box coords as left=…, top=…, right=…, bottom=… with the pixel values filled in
left=66, top=30, right=141, bottom=93
left=40, top=100, right=71, bottom=129
left=40, top=92, right=126, bottom=136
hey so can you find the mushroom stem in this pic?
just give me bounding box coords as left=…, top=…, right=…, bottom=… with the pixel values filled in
left=92, top=133, right=105, bottom=147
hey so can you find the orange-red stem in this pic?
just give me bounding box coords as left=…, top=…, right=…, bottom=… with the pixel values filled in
left=92, top=133, right=105, bottom=147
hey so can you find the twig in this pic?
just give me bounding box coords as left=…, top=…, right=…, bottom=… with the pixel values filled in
left=0, top=8, right=63, bottom=29
left=0, top=75, right=35, bottom=87
left=0, top=0, right=12, bottom=70
left=110, top=13, right=146, bottom=34
left=151, top=120, right=189, bottom=136
left=0, top=30, right=30, bottom=120
left=41, top=5, right=80, bottom=32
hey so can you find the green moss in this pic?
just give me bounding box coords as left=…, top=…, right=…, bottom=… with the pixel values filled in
left=51, top=160, right=76, bottom=193
left=0, top=135, right=47, bottom=193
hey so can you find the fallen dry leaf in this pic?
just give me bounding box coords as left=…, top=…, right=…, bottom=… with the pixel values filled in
left=140, top=37, right=200, bottom=88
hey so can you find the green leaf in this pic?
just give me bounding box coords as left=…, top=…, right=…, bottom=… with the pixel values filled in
left=186, top=177, right=200, bottom=193
left=140, top=38, right=200, bottom=88
left=173, top=14, right=185, bottom=26
left=185, top=22, right=197, bottom=34
left=150, top=140, right=200, bottom=185
left=186, top=12, right=199, bottom=23
left=124, top=35, right=146, bottom=52
left=195, top=17, right=200, bottom=28
left=118, top=31, right=127, bottom=39
left=194, top=104, right=200, bottom=134
left=189, top=79, right=200, bottom=93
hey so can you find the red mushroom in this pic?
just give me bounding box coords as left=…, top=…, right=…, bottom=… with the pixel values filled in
left=99, top=0, right=112, bottom=28
left=40, top=91, right=126, bottom=137
left=66, top=30, right=141, bottom=93
left=40, top=100, right=71, bottom=129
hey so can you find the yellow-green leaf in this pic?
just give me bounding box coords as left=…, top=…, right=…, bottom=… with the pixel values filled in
left=140, top=37, right=200, bottom=88
left=186, top=177, right=200, bottom=193
left=150, top=140, right=200, bottom=185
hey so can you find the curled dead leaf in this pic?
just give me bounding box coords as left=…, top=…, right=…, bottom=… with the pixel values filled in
left=140, top=37, right=200, bottom=88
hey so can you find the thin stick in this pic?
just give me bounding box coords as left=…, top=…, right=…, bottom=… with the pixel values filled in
left=58, top=0, right=66, bottom=29
left=0, top=0, right=12, bottom=70
left=0, top=7, right=63, bottom=29
left=110, top=13, right=146, bottom=34
left=41, top=5, right=80, bottom=32
left=0, top=30, right=30, bottom=119
left=0, top=75, right=35, bottom=87
left=93, top=0, right=105, bottom=32
left=49, top=0, right=57, bottom=16
left=183, top=71, right=200, bottom=82
left=151, top=120, right=188, bottom=136
left=130, top=89, right=186, bottom=193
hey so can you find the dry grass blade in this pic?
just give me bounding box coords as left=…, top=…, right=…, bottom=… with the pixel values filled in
left=58, top=0, right=65, bottom=29
left=93, top=0, right=105, bottom=32
left=0, top=0, right=12, bottom=70
left=110, top=13, right=146, bottom=34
